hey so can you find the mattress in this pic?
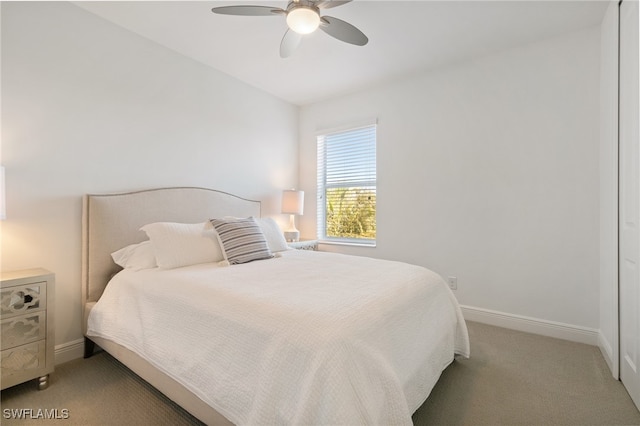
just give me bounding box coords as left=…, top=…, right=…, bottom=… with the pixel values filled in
left=87, top=249, right=469, bottom=425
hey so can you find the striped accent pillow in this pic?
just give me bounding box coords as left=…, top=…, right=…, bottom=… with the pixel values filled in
left=210, top=217, right=274, bottom=264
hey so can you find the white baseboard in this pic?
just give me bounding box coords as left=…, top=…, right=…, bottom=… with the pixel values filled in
left=597, top=332, right=619, bottom=379
left=54, top=338, right=85, bottom=365
left=460, top=305, right=599, bottom=346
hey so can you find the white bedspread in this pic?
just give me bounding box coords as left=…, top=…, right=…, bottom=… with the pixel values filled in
left=88, top=250, right=469, bottom=425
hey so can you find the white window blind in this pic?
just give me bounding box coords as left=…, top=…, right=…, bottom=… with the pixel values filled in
left=317, top=124, right=376, bottom=245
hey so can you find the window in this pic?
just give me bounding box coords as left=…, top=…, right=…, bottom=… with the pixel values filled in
left=317, top=124, right=376, bottom=245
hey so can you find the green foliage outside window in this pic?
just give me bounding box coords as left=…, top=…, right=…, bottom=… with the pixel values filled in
left=326, top=187, right=376, bottom=239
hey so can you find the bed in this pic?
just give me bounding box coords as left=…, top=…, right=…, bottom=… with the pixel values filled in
left=82, top=187, right=470, bottom=425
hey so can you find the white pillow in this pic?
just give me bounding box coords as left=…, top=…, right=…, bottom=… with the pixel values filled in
left=257, top=217, right=289, bottom=252
left=111, top=241, right=157, bottom=271
left=140, top=222, right=224, bottom=269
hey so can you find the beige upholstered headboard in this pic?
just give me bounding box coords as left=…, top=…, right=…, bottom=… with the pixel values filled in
left=81, top=187, right=261, bottom=310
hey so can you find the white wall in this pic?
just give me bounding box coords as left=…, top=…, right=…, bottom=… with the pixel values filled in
left=0, top=2, right=298, bottom=357
left=598, top=1, right=619, bottom=377
left=0, top=1, right=604, bottom=358
left=300, top=27, right=601, bottom=331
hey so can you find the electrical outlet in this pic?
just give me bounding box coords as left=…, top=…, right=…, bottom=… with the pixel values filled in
left=447, top=276, right=458, bottom=290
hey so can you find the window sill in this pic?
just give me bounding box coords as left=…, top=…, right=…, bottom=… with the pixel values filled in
left=318, top=240, right=377, bottom=248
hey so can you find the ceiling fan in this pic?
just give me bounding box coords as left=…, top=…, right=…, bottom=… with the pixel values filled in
left=211, top=0, right=368, bottom=58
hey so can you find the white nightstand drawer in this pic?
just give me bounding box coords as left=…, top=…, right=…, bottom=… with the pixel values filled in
left=1, top=268, right=54, bottom=390
left=288, top=240, right=318, bottom=251
left=0, top=282, right=46, bottom=319
left=1, top=341, right=46, bottom=378
left=1, top=312, right=47, bottom=350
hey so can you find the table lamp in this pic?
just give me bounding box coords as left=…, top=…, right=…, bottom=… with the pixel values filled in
left=281, top=189, right=304, bottom=242
left=1, top=166, right=6, bottom=220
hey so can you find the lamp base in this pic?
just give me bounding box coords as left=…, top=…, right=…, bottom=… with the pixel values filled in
left=284, top=230, right=300, bottom=242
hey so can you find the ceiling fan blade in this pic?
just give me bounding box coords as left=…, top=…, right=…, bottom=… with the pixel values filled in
left=280, top=29, right=303, bottom=58
left=315, top=0, right=352, bottom=9
left=319, top=16, right=368, bottom=46
left=211, top=5, right=285, bottom=16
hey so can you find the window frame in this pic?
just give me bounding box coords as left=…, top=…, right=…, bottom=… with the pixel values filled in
left=316, top=121, right=377, bottom=247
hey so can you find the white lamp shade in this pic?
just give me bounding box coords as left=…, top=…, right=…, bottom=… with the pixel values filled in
left=286, top=7, right=320, bottom=35
left=0, top=166, right=6, bottom=220
left=281, top=190, right=304, bottom=215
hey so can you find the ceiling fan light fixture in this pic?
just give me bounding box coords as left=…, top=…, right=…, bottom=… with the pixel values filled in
left=286, top=7, right=320, bottom=34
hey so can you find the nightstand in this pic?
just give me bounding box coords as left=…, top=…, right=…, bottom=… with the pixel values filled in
left=1, top=268, right=55, bottom=390
left=288, top=239, right=318, bottom=251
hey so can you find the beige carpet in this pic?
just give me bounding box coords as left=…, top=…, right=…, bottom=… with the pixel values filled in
left=413, top=322, right=640, bottom=425
left=2, top=321, right=639, bottom=425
